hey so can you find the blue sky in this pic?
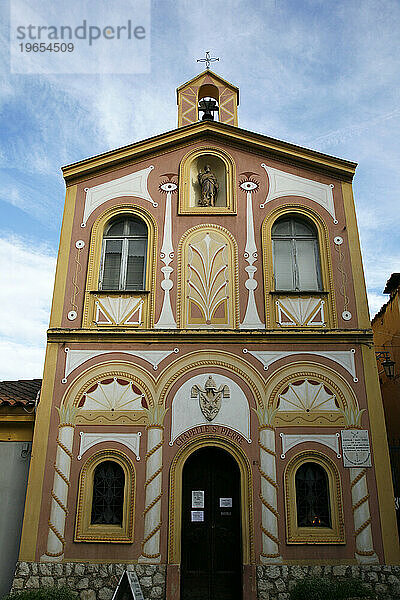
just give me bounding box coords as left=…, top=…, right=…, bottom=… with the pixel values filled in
left=1, top=0, right=399, bottom=379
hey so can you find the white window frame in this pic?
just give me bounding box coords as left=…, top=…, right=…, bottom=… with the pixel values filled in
left=99, top=218, right=147, bottom=291
left=272, top=217, right=322, bottom=292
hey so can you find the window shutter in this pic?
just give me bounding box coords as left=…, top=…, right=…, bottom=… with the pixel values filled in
left=102, top=239, right=122, bottom=289
left=273, top=239, right=294, bottom=290
left=126, top=239, right=147, bottom=290
left=296, top=240, right=320, bottom=291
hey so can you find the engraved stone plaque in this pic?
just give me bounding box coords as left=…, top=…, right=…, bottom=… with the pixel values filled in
left=341, top=429, right=372, bottom=467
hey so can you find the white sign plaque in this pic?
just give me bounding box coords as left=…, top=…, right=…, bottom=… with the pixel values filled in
left=341, top=429, right=372, bottom=467
left=192, top=490, right=204, bottom=508
left=191, top=510, right=204, bottom=522
left=219, top=497, right=233, bottom=508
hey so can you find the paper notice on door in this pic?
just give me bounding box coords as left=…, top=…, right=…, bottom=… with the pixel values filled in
left=192, top=490, right=204, bottom=508
left=219, top=497, right=232, bottom=508
left=191, top=510, right=204, bottom=522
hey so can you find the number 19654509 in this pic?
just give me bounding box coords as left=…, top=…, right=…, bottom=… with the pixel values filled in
left=19, top=43, right=74, bottom=52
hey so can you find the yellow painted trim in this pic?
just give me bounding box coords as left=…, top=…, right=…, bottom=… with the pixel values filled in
left=261, top=205, right=337, bottom=329
left=284, top=450, right=345, bottom=544
left=49, top=185, right=77, bottom=328
left=361, top=345, right=400, bottom=563
left=62, top=122, right=356, bottom=185
left=18, top=343, right=58, bottom=560
left=178, top=146, right=237, bottom=214
left=157, top=349, right=265, bottom=409
left=0, top=413, right=35, bottom=422
left=0, top=422, right=33, bottom=441
left=341, top=183, right=370, bottom=329
left=168, top=434, right=254, bottom=564
left=176, top=69, right=239, bottom=95
left=61, top=361, right=156, bottom=410
left=74, top=449, right=135, bottom=543
left=265, top=361, right=359, bottom=428
left=47, top=329, right=373, bottom=345
left=83, top=204, right=157, bottom=329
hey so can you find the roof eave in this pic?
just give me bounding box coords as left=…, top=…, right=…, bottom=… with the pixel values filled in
left=61, top=121, right=357, bottom=185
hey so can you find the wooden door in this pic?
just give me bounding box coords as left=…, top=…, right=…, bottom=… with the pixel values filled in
left=181, top=447, right=242, bottom=600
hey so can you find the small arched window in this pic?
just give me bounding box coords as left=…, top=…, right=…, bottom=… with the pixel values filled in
left=284, top=452, right=344, bottom=543
left=295, top=462, right=331, bottom=528
left=272, top=217, right=322, bottom=291
left=91, top=461, right=125, bottom=525
left=75, top=450, right=135, bottom=542
left=100, top=217, right=147, bottom=291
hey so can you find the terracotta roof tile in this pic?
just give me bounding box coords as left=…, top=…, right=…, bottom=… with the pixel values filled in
left=0, top=379, right=42, bottom=407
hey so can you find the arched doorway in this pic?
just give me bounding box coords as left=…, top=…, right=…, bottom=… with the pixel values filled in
left=180, top=447, right=242, bottom=600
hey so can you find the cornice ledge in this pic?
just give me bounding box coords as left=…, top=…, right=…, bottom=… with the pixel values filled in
left=47, top=327, right=373, bottom=344
left=61, top=122, right=357, bottom=185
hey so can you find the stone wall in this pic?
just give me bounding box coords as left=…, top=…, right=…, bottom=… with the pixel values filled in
left=256, top=564, right=400, bottom=600
left=11, top=563, right=166, bottom=600
left=10, top=562, right=400, bottom=600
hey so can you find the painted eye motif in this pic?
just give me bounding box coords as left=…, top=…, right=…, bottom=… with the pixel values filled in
left=240, top=181, right=259, bottom=191
left=159, top=182, right=177, bottom=193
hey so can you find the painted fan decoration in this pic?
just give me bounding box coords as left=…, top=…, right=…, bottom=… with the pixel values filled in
left=277, top=379, right=339, bottom=413
left=78, top=378, right=145, bottom=411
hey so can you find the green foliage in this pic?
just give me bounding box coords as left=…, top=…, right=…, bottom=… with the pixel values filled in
left=3, top=587, right=76, bottom=600
left=289, top=576, right=373, bottom=600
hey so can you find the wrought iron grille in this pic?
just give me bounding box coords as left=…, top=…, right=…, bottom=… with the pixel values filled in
left=295, top=462, right=331, bottom=527
left=91, top=461, right=125, bottom=525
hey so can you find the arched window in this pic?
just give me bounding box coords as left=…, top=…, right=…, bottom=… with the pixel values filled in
left=272, top=217, right=322, bottom=291
left=75, top=450, right=135, bottom=542
left=91, top=461, right=125, bottom=525
left=295, top=462, right=331, bottom=528
left=100, top=217, right=147, bottom=291
left=284, top=451, right=344, bottom=544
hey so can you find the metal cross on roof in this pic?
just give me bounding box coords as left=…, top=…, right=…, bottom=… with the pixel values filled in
left=197, top=51, right=219, bottom=70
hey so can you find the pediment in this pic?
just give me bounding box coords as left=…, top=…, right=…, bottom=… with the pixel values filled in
left=62, top=121, right=356, bottom=185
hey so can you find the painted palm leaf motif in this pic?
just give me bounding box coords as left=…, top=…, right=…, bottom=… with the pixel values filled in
left=277, top=379, right=338, bottom=412
left=187, top=233, right=229, bottom=325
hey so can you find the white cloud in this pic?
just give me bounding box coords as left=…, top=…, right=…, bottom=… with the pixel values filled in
left=0, top=235, right=56, bottom=380
left=0, top=340, right=46, bottom=381
left=367, top=291, right=388, bottom=318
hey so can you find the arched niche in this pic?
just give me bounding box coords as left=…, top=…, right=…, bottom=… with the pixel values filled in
left=178, top=147, right=237, bottom=214
left=198, top=83, right=219, bottom=122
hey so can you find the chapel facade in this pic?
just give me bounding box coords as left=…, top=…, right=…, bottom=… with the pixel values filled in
left=14, top=70, right=399, bottom=599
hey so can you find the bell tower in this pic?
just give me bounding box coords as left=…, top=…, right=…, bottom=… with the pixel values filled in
left=176, top=69, right=239, bottom=128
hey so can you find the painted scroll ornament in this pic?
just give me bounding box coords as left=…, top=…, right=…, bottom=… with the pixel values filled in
left=191, top=376, right=230, bottom=421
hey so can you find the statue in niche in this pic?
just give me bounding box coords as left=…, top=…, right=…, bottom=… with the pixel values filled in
left=198, top=164, right=219, bottom=206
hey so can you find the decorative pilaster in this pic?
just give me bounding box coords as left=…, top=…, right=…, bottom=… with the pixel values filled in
left=350, top=468, right=378, bottom=563
left=41, top=405, right=79, bottom=561
left=139, top=404, right=168, bottom=563
left=239, top=178, right=264, bottom=328
left=155, top=181, right=177, bottom=328
left=255, top=406, right=282, bottom=563
left=340, top=408, right=378, bottom=563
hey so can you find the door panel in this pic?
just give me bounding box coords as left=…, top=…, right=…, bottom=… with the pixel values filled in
left=181, top=447, right=242, bottom=600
